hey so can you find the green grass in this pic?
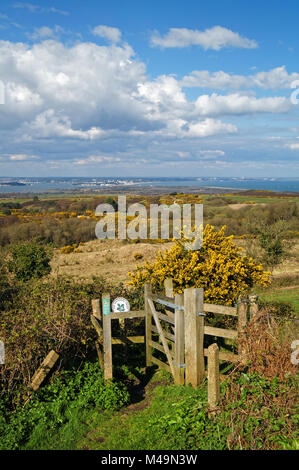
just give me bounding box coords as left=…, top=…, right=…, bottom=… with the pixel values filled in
left=78, top=375, right=213, bottom=451
left=78, top=371, right=298, bottom=451
left=257, top=287, right=299, bottom=314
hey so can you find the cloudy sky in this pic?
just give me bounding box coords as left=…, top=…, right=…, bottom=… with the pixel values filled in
left=0, top=0, right=299, bottom=177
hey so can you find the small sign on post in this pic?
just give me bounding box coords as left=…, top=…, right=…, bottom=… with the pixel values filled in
left=112, top=297, right=130, bottom=313
left=102, top=295, right=111, bottom=316
left=0, top=341, right=4, bottom=365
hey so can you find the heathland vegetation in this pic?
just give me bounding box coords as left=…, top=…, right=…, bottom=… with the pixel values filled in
left=0, top=190, right=298, bottom=450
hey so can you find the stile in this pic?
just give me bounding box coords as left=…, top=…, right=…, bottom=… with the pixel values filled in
left=184, top=288, right=205, bottom=387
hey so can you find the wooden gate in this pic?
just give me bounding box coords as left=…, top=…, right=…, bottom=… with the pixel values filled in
left=91, top=279, right=258, bottom=386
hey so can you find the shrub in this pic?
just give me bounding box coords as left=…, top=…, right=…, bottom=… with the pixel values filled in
left=8, top=242, right=52, bottom=281
left=128, top=224, right=270, bottom=305
left=0, top=275, right=143, bottom=398
left=239, top=309, right=298, bottom=380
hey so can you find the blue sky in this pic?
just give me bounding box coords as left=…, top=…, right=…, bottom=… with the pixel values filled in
left=0, top=0, right=299, bottom=177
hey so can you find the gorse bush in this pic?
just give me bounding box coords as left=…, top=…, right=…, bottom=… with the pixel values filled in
left=8, top=242, right=52, bottom=281
left=0, top=361, right=129, bottom=450
left=129, top=225, right=270, bottom=305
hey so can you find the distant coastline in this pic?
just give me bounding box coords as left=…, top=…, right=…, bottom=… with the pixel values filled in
left=0, top=177, right=298, bottom=196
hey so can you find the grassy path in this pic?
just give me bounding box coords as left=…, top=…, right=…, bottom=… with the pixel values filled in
left=77, top=371, right=208, bottom=451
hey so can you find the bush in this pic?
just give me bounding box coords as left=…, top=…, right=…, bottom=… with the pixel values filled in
left=0, top=275, right=143, bottom=398
left=8, top=242, right=52, bottom=281
left=129, top=224, right=270, bottom=305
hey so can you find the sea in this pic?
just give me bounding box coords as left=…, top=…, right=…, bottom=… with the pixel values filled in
left=0, top=177, right=298, bottom=194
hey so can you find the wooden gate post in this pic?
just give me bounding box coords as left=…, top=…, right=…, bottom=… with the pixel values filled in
left=102, top=293, right=112, bottom=380
left=237, top=295, right=248, bottom=363
left=184, top=288, right=205, bottom=387
left=164, top=278, right=174, bottom=298
left=91, top=299, right=104, bottom=368
left=144, top=282, right=152, bottom=367
left=174, top=293, right=184, bottom=385
left=208, top=343, right=220, bottom=412
left=249, top=294, right=258, bottom=318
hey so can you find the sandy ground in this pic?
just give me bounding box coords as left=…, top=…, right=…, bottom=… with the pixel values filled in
left=51, top=239, right=173, bottom=283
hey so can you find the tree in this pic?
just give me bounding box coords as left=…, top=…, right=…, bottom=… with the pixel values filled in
left=104, top=197, right=118, bottom=212
left=129, top=225, right=270, bottom=306
left=8, top=242, right=52, bottom=282
left=247, top=219, right=293, bottom=269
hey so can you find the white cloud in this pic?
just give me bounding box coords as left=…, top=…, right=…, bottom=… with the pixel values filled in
left=182, top=118, right=237, bottom=137
left=0, top=37, right=296, bottom=173
left=9, top=154, right=39, bottom=160
left=181, top=66, right=299, bottom=90
left=92, top=25, right=122, bottom=43
left=286, top=143, right=299, bottom=150
left=194, top=93, right=290, bottom=115
left=28, top=109, right=105, bottom=140
left=151, top=26, right=258, bottom=50
left=13, top=3, right=69, bottom=15
left=28, top=25, right=65, bottom=41
left=74, top=155, right=122, bottom=165
left=0, top=153, right=40, bottom=161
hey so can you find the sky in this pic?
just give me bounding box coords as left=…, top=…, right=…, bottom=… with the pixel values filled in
left=0, top=0, right=299, bottom=177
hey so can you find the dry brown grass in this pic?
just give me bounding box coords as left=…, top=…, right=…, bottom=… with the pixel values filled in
left=51, top=239, right=173, bottom=284
left=240, top=310, right=298, bottom=380
left=228, top=203, right=266, bottom=210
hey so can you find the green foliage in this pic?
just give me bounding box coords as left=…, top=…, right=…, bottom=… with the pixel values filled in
left=248, top=219, right=292, bottom=268
left=8, top=242, right=52, bottom=281
left=0, top=361, right=129, bottom=450
left=80, top=371, right=298, bottom=451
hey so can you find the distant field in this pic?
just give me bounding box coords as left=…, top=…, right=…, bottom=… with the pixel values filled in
left=257, top=286, right=299, bottom=314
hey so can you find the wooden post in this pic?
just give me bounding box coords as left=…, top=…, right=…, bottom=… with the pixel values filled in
left=164, top=278, right=175, bottom=347
left=30, top=350, right=59, bottom=391
left=184, top=288, right=205, bottom=387
left=144, top=283, right=152, bottom=367
left=92, top=298, right=102, bottom=322
left=249, top=294, right=258, bottom=318
left=174, top=293, right=184, bottom=385
left=164, top=278, right=174, bottom=298
left=102, top=293, right=112, bottom=380
left=237, top=295, right=248, bottom=362
left=92, top=298, right=104, bottom=368
left=208, top=343, right=220, bottom=412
